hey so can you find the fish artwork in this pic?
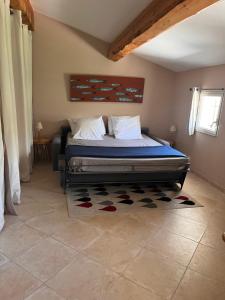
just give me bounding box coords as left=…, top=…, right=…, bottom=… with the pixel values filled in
left=92, top=97, right=107, bottom=101
left=118, top=97, right=133, bottom=102
left=86, top=79, right=105, bottom=83
left=134, top=95, right=143, bottom=98
left=97, top=87, right=114, bottom=91
left=71, top=97, right=81, bottom=101
left=125, top=88, right=139, bottom=93
left=116, top=92, right=125, bottom=96
left=111, top=83, right=121, bottom=87
left=75, top=85, right=91, bottom=89
left=81, top=91, right=93, bottom=95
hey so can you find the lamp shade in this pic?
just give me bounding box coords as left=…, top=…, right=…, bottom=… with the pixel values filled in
left=36, top=121, right=43, bottom=131
left=169, top=125, right=177, bottom=133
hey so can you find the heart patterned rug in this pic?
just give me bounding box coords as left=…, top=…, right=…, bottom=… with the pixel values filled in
left=66, top=183, right=202, bottom=217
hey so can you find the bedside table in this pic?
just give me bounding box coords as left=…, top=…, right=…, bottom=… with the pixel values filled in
left=34, top=138, right=51, bottom=161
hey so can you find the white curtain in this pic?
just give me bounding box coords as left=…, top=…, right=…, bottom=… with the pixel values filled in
left=188, top=87, right=200, bottom=136
left=0, top=117, right=4, bottom=231
left=0, top=0, right=21, bottom=205
left=11, top=10, right=33, bottom=182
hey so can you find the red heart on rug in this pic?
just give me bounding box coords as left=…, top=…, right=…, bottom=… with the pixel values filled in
left=99, top=205, right=117, bottom=212
left=175, top=195, right=189, bottom=200
left=77, top=202, right=93, bottom=208
left=117, top=194, right=130, bottom=200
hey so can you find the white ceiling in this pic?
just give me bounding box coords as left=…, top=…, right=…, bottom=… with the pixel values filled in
left=31, top=0, right=225, bottom=72
left=31, top=0, right=151, bottom=42
left=134, top=0, right=225, bottom=72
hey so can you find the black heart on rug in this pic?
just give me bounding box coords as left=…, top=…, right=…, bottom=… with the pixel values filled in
left=114, top=190, right=127, bottom=194
left=98, top=200, right=114, bottom=206
left=117, top=194, right=130, bottom=200
left=132, top=190, right=145, bottom=194
left=180, top=200, right=195, bottom=205
left=139, top=198, right=153, bottom=203
left=118, top=199, right=134, bottom=205
left=75, top=197, right=91, bottom=202
left=154, top=192, right=166, bottom=197
left=77, top=202, right=93, bottom=208
left=75, top=193, right=89, bottom=197
left=143, top=203, right=157, bottom=208
left=94, top=187, right=107, bottom=192
left=157, top=196, right=172, bottom=202
left=95, top=192, right=109, bottom=196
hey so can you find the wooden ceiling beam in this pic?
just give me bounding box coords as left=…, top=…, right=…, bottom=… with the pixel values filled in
left=10, top=0, right=34, bottom=30
left=108, top=0, right=218, bottom=61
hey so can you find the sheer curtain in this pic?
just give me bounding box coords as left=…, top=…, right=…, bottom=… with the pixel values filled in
left=189, top=87, right=200, bottom=136
left=11, top=10, right=33, bottom=182
left=0, top=117, right=4, bottom=231
left=0, top=0, right=21, bottom=207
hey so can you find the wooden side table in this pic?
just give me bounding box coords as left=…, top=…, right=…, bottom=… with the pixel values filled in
left=34, top=138, right=51, bottom=162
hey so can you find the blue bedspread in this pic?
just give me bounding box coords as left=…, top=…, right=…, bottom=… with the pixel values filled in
left=65, top=145, right=187, bottom=160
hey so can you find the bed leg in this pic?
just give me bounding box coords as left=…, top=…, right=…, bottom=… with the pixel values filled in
left=179, top=172, right=187, bottom=190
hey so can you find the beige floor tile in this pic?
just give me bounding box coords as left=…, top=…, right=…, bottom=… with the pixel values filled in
left=105, top=276, right=164, bottom=300
left=83, top=233, right=141, bottom=273
left=26, top=210, right=73, bottom=235
left=173, top=269, right=225, bottom=300
left=79, top=213, right=127, bottom=232
left=111, top=215, right=158, bottom=246
left=161, top=213, right=206, bottom=242
left=25, top=285, right=65, bottom=300
left=46, top=253, right=117, bottom=300
left=15, top=237, right=77, bottom=282
left=3, top=214, right=22, bottom=229
left=0, top=252, right=9, bottom=266
left=0, top=262, right=42, bottom=300
left=132, top=209, right=172, bottom=227
left=124, top=248, right=185, bottom=299
left=15, top=201, right=55, bottom=221
left=208, top=210, right=225, bottom=230
left=53, top=219, right=104, bottom=251
left=0, top=223, right=45, bottom=258
left=146, top=229, right=198, bottom=266
left=171, top=207, right=212, bottom=225
left=22, top=186, right=66, bottom=209
left=200, top=226, right=225, bottom=251
left=189, top=244, right=225, bottom=283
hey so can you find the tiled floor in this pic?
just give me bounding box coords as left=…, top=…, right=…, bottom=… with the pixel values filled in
left=1, top=164, right=225, bottom=300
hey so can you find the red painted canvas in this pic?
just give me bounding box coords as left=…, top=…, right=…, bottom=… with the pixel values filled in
left=70, top=75, right=145, bottom=103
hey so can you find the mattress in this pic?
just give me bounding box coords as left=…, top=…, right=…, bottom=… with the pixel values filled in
left=66, top=134, right=189, bottom=173
left=67, top=134, right=162, bottom=147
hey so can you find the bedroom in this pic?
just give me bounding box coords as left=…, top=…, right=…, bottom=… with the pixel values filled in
left=0, top=0, right=225, bottom=299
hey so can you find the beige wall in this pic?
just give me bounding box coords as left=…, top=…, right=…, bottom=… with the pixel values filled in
left=174, top=65, right=225, bottom=190
left=33, top=13, right=175, bottom=138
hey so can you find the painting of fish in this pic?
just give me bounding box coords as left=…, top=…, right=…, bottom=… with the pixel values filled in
left=70, top=75, right=144, bottom=103
left=86, top=79, right=105, bottom=83
left=75, top=85, right=92, bottom=89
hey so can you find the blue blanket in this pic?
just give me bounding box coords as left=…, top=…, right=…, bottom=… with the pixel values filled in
left=65, top=145, right=186, bottom=160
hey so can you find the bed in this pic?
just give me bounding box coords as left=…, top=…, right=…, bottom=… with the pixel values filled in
left=52, top=126, right=190, bottom=192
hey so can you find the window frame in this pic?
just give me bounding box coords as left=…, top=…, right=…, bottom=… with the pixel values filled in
left=196, top=90, right=224, bottom=137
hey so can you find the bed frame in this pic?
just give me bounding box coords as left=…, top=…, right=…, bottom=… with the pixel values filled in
left=52, top=126, right=190, bottom=192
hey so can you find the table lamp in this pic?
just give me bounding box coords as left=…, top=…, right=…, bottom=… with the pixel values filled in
left=36, top=121, right=43, bottom=140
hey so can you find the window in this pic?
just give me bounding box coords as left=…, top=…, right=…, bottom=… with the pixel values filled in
left=196, top=90, right=224, bottom=136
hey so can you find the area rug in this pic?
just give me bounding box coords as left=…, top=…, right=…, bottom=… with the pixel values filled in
left=67, top=183, right=202, bottom=217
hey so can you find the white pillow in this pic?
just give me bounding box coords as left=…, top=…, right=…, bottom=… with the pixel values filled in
left=108, top=116, right=131, bottom=135
left=114, top=116, right=143, bottom=140
left=69, top=117, right=106, bottom=140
